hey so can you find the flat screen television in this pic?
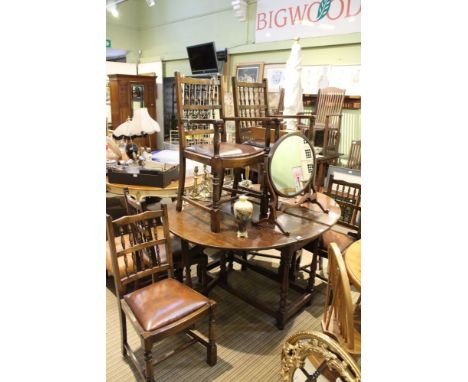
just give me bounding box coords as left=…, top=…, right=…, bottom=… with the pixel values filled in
left=186, top=42, right=219, bottom=75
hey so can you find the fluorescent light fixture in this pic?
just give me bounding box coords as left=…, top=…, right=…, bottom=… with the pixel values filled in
left=108, top=4, right=119, bottom=17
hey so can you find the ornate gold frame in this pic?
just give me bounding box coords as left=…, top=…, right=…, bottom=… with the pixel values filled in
left=281, top=331, right=361, bottom=382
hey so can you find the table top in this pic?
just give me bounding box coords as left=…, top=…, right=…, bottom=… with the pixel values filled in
left=167, top=193, right=341, bottom=251
left=344, top=239, right=361, bottom=292
left=106, top=177, right=194, bottom=192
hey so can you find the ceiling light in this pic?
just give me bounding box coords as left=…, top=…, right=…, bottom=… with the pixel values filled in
left=146, top=0, right=156, bottom=6
left=108, top=4, right=119, bottom=18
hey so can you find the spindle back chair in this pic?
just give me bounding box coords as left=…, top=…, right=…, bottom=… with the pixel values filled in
left=322, top=243, right=360, bottom=355
left=175, top=72, right=265, bottom=232
left=346, top=140, right=361, bottom=170
left=314, top=87, right=345, bottom=153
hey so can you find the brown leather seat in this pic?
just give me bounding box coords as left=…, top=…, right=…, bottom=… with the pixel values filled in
left=321, top=229, right=354, bottom=252
left=124, top=278, right=214, bottom=332
left=186, top=142, right=262, bottom=158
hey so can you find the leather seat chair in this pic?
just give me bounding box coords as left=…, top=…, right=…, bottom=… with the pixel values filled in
left=106, top=207, right=217, bottom=382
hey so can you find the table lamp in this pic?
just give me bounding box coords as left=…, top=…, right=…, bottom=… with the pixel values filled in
left=113, top=108, right=160, bottom=160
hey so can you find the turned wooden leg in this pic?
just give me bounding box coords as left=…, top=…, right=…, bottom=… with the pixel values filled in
left=211, top=166, right=221, bottom=233
left=198, top=255, right=208, bottom=291
left=181, top=240, right=192, bottom=287
left=143, top=341, right=154, bottom=382
left=241, top=251, right=247, bottom=271
left=207, top=307, right=217, bottom=366
left=119, top=307, right=128, bottom=357
left=277, top=247, right=293, bottom=330
left=231, top=168, right=241, bottom=198
left=176, top=155, right=186, bottom=212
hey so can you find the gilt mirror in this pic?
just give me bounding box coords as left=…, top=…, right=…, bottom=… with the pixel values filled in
left=269, top=132, right=316, bottom=198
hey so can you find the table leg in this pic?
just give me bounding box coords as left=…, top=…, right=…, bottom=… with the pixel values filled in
left=181, top=240, right=192, bottom=288
left=308, top=239, right=319, bottom=293
left=277, top=246, right=293, bottom=330
left=219, top=251, right=228, bottom=285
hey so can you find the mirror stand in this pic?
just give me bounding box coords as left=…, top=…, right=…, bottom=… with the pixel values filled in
left=254, top=172, right=290, bottom=236
left=289, top=183, right=329, bottom=214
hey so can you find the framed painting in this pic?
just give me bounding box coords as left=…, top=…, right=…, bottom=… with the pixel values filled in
left=236, top=62, right=264, bottom=83
left=264, top=63, right=286, bottom=92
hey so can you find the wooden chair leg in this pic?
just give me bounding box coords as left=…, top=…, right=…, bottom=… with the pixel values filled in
left=207, top=307, right=217, bottom=366
left=231, top=168, right=241, bottom=198
left=176, top=155, right=186, bottom=212
left=119, top=308, right=128, bottom=357
left=143, top=341, right=154, bottom=382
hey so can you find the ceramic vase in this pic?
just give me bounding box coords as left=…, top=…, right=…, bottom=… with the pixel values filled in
left=233, top=195, right=253, bottom=238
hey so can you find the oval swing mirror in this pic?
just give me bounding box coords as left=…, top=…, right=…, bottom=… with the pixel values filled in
left=269, top=132, right=316, bottom=198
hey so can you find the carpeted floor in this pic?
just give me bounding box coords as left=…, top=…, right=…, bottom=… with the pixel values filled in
left=106, top=251, right=333, bottom=382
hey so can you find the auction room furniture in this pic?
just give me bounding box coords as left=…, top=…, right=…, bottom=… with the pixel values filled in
left=122, top=188, right=208, bottom=289
left=108, top=74, right=158, bottom=149
left=106, top=207, right=217, bottom=382
left=322, top=243, right=361, bottom=356
left=174, top=72, right=265, bottom=233
left=167, top=192, right=341, bottom=330
left=309, top=87, right=346, bottom=154
left=300, top=174, right=361, bottom=281
left=106, top=177, right=194, bottom=201
left=281, top=331, right=361, bottom=382
left=346, top=139, right=361, bottom=170
left=344, top=239, right=361, bottom=292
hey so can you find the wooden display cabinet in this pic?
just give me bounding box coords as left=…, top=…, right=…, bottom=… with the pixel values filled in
left=108, top=74, right=158, bottom=149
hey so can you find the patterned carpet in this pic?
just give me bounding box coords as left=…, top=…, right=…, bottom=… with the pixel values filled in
left=106, top=251, right=330, bottom=382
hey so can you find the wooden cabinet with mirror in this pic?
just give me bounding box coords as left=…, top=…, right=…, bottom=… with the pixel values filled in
left=108, top=74, right=158, bottom=149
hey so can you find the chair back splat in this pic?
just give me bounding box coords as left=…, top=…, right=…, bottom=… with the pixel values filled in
left=325, top=174, right=361, bottom=232
left=322, top=243, right=360, bottom=355
left=347, top=140, right=361, bottom=170
left=106, top=207, right=174, bottom=296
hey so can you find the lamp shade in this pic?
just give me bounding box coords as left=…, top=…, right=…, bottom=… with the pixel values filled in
left=132, top=108, right=160, bottom=136
left=112, top=118, right=137, bottom=139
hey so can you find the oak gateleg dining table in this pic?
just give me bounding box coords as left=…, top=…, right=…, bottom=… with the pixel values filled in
left=167, top=193, right=341, bottom=329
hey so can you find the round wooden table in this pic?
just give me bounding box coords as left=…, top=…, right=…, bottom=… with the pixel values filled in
left=106, top=177, right=194, bottom=201
left=344, top=239, right=361, bottom=292
left=167, top=193, right=341, bottom=329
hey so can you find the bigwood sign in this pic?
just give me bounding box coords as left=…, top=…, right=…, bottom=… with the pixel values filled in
left=255, top=0, right=361, bottom=43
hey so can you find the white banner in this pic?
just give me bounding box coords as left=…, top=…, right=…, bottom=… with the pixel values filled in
left=255, top=0, right=361, bottom=43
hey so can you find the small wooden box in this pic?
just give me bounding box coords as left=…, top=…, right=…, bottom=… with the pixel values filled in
left=108, top=165, right=179, bottom=188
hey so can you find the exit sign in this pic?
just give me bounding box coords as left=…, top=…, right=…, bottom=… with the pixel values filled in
left=106, top=39, right=111, bottom=48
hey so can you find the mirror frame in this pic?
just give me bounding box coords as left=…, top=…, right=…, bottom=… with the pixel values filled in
left=268, top=131, right=316, bottom=198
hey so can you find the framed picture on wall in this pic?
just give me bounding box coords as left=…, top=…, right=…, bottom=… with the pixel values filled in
left=264, top=63, right=286, bottom=92
left=236, top=62, right=264, bottom=83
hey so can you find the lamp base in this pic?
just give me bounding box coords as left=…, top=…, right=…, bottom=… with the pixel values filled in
left=125, top=143, right=138, bottom=160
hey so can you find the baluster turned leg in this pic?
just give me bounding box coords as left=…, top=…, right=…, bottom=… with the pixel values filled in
left=277, top=246, right=293, bottom=330
left=211, top=165, right=221, bottom=233
left=231, top=168, right=241, bottom=199
left=143, top=341, right=154, bottom=382
left=207, top=307, right=217, bottom=366
left=308, top=239, right=320, bottom=294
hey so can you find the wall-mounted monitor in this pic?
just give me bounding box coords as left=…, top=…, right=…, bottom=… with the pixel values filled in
left=186, top=42, right=219, bottom=75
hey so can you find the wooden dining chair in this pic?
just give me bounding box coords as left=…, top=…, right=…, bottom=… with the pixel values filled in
left=281, top=331, right=361, bottom=382
left=106, top=207, right=217, bottom=382
left=175, top=72, right=265, bottom=232
left=312, top=87, right=345, bottom=154
left=120, top=187, right=208, bottom=290
left=300, top=174, right=361, bottom=282
left=345, top=140, right=361, bottom=170
left=322, top=243, right=360, bottom=356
